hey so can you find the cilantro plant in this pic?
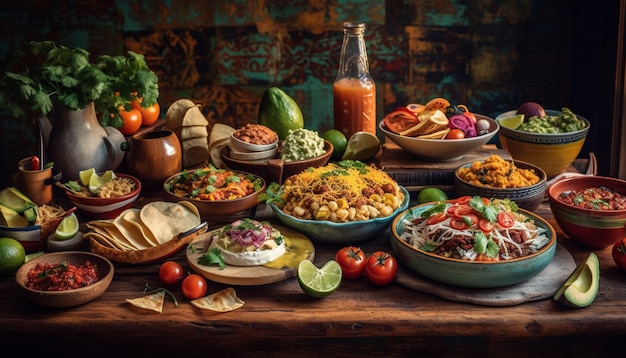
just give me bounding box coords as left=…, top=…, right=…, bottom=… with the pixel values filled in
left=0, top=41, right=159, bottom=129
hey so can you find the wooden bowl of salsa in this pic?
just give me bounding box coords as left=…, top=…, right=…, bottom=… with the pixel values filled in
left=15, top=251, right=114, bottom=308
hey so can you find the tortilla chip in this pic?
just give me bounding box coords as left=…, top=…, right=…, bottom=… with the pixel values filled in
left=139, top=201, right=201, bottom=244
left=86, top=221, right=136, bottom=250
left=190, top=287, right=244, bottom=312
left=417, top=128, right=450, bottom=139
left=126, top=291, right=165, bottom=313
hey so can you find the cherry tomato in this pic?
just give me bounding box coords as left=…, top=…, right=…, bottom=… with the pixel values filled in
left=497, top=212, right=515, bottom=228
left=478, top=218, right=494, bottom=233
left=462, top=214, right=479, bottom=227
left=446, top=196, right=471, bottom=205
left=119, top=108, right=142, bottom=135
left=612, top=239, right=626, bottom=272
left=158, top=261, right=184, bottom=286
left=450, top=217, right=469, bottom=230
left=335, top=246, right=367, bottom=279
left=426, top=212, right=447, bottom=225
left=131, top=99, right=160, bottom=126
left=365, top=251, right=398, bottom=286
left=181, top=274, right=207, bottom=300
left=453, top=204, right=474, bottom=217
left=446, top=128, right=465, bottom=140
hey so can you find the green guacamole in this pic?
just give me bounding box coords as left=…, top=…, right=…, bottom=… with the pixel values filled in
left=280, top=128, right=325, bottom=162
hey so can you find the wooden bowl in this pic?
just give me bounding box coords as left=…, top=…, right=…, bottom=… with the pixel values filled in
left=15, top=251, right=114, bottom=308
left=221, top=140, right=333, bottom=184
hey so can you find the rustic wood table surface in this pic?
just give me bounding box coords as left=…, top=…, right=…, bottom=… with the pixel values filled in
left=1, top=187, right=624, bottom=357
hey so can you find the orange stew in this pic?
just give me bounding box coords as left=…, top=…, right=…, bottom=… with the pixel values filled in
left=165, top=166, right=263, bottom=201
left=558, top=186, right=626, bottom=210
left=25, top=261, right=100, bottom=291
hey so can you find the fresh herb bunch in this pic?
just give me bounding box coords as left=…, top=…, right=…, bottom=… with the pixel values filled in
left=0, top=41, right=159, bottom=128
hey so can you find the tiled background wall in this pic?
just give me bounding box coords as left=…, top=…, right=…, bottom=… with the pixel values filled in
left=0, top=0, right=621, bottom=182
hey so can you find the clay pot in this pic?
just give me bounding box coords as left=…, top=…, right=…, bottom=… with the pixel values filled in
left=125, top=130, right=182, bottom=191
left=17, top=157, right=61, bottom=206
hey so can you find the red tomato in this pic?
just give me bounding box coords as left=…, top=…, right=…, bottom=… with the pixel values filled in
left=119, top=108, right=142, bottom=135
left=132, top=99, right=160, bottom=126
left=335, top=246, right=367, bottom=279
left=450, top=218, right=469, bottom=230
left=158, top=261, right=184, bottom=286
left=453, top=204, right=474, bottom=217
left=612, top=239, right=626, bottom=271
left=497, top=212, right=515, bottom=228
left=446, top=196, right=471, bottom=205
left=446, top=128, right=465, bottom=139
left=426, top=212, right=447, bottom=225
left=365, top=251, right=398, bottom=286
left=478, top=218, right=494, bottom=233
left=462, top=214, right=479, bottom=227
left=181, top=274, right=207, bottom=300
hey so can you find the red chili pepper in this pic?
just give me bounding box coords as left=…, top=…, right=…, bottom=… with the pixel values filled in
left=30, top=156, right=40, bottom=171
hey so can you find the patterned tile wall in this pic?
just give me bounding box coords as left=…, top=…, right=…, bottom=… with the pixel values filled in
left=0, top=0, right=585, bottom=181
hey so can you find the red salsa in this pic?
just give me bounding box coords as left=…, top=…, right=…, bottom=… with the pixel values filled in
left=25, top=260, right=100, bottom=291
left=558, top=186, right=626, bottom=210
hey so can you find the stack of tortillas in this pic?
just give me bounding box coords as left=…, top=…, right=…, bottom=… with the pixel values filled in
left=85, top=201, right=204, bottom=264
left=208, top=123, right=236, bottom=168
left=165, top=99, right=210, bottom=168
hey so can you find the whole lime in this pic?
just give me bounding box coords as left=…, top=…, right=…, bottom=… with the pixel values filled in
left=417, top=187, right=449, bottom=204
left=322, top=129, right=347, bottom=160
left=258, top=87, right=304, bottom=140
left=0, top=237, right=25, bottom=277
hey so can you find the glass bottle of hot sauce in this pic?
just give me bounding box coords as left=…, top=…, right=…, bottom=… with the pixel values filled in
left=333, top=22, right=376, bottom=138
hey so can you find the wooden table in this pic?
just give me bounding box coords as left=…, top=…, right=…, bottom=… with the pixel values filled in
left=1, top=197, right=625, bottom=357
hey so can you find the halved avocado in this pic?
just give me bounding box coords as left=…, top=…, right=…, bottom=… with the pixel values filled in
left=23, top=206, right=38, bottom=226
left=0, top=187, right=37, bottom=214
left=553, top=252, right=599, bottom=308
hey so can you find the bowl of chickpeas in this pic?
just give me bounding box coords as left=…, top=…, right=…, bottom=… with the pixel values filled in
left=454, top=155, right=547, bottom=211
left=496, top=109, right=590, bottom=178
left=547, top=175, right=626, bottom=249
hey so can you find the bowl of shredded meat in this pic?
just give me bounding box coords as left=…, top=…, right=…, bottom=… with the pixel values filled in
left=15, top=251, right=114, bottom=307
left=548, top=175, right=626, bottom=249
left=390, top=196, right=557, bottom=288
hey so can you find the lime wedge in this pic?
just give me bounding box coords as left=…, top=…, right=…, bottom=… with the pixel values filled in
left=101, top=170, right=117, bottom=183
left=297, top=259, right=342, bottom=298
left=499, top=114, right=524, bottom=129
left=0, top=204, right=29, bottom=228
left=341, top=132, right=380, bottom=161
left=79, top=168, right=96, bottom=186
left=88, top=173, right=103, bottom=194
left=54, top=213, right=79, bottom=240
left=25, top=251, right=45, bottom=262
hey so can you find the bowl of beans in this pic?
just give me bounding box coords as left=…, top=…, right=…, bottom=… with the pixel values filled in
left=454, top=155, right=547, bottom=211
left=229, top=123, right=279, bottom=153
left=547, top=176, right=626, bottom=249
left=496, top=108, right=590, bottom=178
left=15, top=251, right=114, bottom=307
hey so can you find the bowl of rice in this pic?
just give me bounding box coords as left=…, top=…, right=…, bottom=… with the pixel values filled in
left=63, top=174, right=141, bottom=220
left=390, top=197, right=557, bottom=288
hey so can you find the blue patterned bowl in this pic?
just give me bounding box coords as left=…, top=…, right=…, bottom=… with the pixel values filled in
left=390, top=202, right=557, bottom=288
left=270, top=186, right=410, bottom=244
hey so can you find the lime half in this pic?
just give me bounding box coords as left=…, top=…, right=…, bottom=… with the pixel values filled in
left=342, top=132, right=380, bottom=161
left=55, top=213, right=79, bottom=240
left=499, top=114, right=524, bottom=129
left=297, top=259, right=342, bottom=298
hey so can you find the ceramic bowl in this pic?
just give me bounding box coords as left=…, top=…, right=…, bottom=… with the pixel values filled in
left=379, top=114, right=499, bottom=162
left=454, top=159, right=548, bottom=211
left=230, top=133, right=279, bottom=152
left=547, top=176, right=626, bottom=249
left=64, top=174, right=141, bottom=220
left=390, top=203, right=557, bottom=288
left=15, top=251, right=114, bottom=308
left=496, top=110, right=590, bottom=178
left=162, top=170, right=266, bottom=219
left=221, top=140, right=334, bottom=184
left=228, top=145, right=278, bottom=161
left=0, top=215, right=64, bottom=253
left=269, top=186, right=410, bottom=244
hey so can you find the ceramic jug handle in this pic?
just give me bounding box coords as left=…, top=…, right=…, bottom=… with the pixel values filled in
left=267, top=159, right=284, bottom=184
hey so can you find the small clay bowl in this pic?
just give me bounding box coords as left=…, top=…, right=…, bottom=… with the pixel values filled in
left=15, top=251, right=114, bottom=308
left=221, top=140, right=333, bottom=184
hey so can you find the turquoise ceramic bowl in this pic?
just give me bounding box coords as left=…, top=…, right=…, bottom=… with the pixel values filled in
left=270, top=186, right=410, bottom=244
left=390, top=203, right=557, bottom=288
left=548, top=176, right=626, bottom=249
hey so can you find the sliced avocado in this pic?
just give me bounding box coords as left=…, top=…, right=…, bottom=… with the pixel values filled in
left=0, top=187, right=37, bottom=214
left=23, top=206, right=38, bottom=225
left=554, top=252, right=599, bottom=308
left=0, top=204, right=29, bottom=228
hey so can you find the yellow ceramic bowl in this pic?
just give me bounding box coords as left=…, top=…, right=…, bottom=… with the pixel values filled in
left=496, top=110, right=590, bottom=178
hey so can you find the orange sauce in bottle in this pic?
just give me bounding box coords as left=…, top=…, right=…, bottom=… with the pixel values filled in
left=333, top=78, right=376, bottom=136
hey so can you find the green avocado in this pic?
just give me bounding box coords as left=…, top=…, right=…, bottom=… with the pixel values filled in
left=23, top=207, right=38, bottom=226
left=0, top=187, right=37, bottom=214
left=258, top=87, right=304, bottom=140
left=553, top=252, right=599, bottom=308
